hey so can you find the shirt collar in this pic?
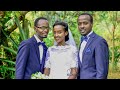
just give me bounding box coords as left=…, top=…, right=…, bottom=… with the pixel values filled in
left=79, top=31, right=93, bottom=41
left=34, top=34, right=42, bottom=43
left=86, top=30, right=93, bottom=38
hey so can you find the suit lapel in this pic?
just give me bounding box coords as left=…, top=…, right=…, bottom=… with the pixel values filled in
left=41, top=47, right=47, bottom=73
left=82, top=32, right=96, bottom=62
left=31, top=36, right=48, bottom=73
left=78, top=51, right=82, bottom=68
left=31, top=36, right=41, bottom=66
left=78, top=42, right=82, bottom=67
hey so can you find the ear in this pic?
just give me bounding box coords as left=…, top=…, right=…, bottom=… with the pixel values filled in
left=65, top=31, right=68, bottom=36
left=91, top=23, right=93, bottom=27
left=34, top=26, right=37, bottom=32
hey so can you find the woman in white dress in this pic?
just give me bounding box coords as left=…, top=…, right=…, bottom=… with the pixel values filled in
left=44, top=21, right=78, bottom=79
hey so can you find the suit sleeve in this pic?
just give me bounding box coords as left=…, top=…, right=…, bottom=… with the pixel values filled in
left=95, top=39, right=109, bottom=79
left=15, top=42, right=30, bottom=79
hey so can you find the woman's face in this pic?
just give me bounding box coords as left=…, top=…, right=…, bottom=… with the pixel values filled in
left=53, top=25, right=68, bottom=45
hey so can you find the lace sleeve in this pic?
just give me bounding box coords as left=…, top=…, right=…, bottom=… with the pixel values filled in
left=44, top=48, right=51, bottom=68
left=70, top=46, right=78, bottom=68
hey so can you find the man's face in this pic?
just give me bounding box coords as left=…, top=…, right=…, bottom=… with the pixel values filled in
left=77, top=15, right=93, bottom=36
left=34, top=19, right=49, bottom=38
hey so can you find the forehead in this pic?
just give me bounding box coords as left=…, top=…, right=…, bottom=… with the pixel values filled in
left=53, top=25, right=65, bottom=31
left=78, top=15, right=90, bottom=22
left=37, top=19, right=48, bottom=25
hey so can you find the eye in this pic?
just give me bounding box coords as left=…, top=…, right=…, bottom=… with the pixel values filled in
left=83, top=22, right=88, bottom=25
left=53, top=31, right=56, bottom=34
left=37, top=26, right=49, bottom=30
left=58, top=31, right=62, bottom=34
left=78, top=23, right=81, bottom=26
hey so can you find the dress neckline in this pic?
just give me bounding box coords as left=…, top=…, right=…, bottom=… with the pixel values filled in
left=52, top=44, right=71, bottom=50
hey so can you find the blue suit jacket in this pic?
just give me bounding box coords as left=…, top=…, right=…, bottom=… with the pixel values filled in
left=78, top=32, right=109, bottom=79
left=15, top=36, right=47, bottom=79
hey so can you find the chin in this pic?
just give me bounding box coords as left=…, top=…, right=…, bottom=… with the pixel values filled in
left=55, top=41, right=60, bottom=44
left=55, top=41, right=59, bottom=43
left=81, top=33, right=86, bottom=36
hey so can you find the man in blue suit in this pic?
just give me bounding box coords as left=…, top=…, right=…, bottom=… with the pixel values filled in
left=15, top=17, right=49, bottom=79
left=77, top=13, right=109, bottom=79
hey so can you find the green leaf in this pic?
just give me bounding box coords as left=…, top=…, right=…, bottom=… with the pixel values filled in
left=14, top=13, right=27, bottom=40
left=0, top=58, right=15, bottom=65
left=0, top=66, right=15, bottom=71
left=1, top=45, right=17, bottom=55
left=2, top=29, right=18, bottom=49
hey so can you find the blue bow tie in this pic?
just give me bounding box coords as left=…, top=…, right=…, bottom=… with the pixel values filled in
left=37, top=42, right=47, bottom=50
left=81, top=36, right=88, bottom=43
left=37, top=42, right=45, bottom=46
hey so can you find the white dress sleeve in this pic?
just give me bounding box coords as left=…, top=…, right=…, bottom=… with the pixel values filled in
left=44, top=48, right=51, bottom=68
left=70, top=46, right=78, bottom=68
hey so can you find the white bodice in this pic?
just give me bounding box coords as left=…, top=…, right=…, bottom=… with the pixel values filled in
left=44, top=45, right=78, bottom=79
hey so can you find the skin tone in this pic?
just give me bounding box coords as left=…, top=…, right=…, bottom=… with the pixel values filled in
left=44, top=68, right=50, bottom=76
left=78, top=15, right=93, bottom=36
left=34, top=19, right=49, bottom=41
left=53, top=25, right=68, bottom=46
left=68, top=68, right=78, bottom=79
left=44, top=24, right=78, bottom=79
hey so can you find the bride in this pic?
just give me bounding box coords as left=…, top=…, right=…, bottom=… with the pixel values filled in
left=44, top=20, right=78, bottom=79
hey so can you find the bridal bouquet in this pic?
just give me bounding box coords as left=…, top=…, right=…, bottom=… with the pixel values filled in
left=31, top=72, right=50, bottom=79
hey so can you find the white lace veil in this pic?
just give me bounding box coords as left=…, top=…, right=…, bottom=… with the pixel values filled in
left=54, top=28, right=77, bottom=48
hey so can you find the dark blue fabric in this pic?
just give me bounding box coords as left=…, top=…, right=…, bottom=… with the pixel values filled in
left=78, top=32, right=109, bottom=79
left=15, top=36, right=48, bottom=79
left=81, top=36, right=88, bottom=43
left=37, top=42, right=47, bottom=73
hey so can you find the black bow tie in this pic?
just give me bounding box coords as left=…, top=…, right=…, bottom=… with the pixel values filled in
left=81, top=36, right=88, bottom=43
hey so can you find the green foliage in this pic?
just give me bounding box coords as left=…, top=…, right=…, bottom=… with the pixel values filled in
left=0, top=11, right=30, bottom=79
left=14, top=13, right=27, bottom=40
left=0, top=58, right=15, bottom=79
left=2, top=29, right=18, bottom=49
left=1, top=45, right=17, bottom=55
left=110, top=45, right=120, bottom=71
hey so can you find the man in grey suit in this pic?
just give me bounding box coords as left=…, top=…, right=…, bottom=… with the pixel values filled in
left=77, top=13, right=109, bottom=79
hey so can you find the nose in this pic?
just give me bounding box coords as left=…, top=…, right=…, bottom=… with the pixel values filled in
left=54, top=33, right=59, bottom=37
left=80, top=23, right=84, bottom=28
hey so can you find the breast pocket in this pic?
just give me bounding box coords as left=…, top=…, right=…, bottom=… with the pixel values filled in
left=84, top=48, right=92, bottom=55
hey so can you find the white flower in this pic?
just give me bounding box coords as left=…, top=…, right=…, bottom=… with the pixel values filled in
left=31, top=72, right=50, bottom=79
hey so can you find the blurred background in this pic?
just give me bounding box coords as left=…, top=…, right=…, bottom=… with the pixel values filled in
left=0, top=11, right=120, bottom=79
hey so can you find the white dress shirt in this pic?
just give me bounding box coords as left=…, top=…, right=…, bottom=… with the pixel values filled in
left=34, top=35, right=43, bottom=64
left=79, top=31, right=93, bottom=63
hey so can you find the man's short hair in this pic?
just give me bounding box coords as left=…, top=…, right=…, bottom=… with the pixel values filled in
left=34, top=17, right=48, bottom=27
left=78, top=13, right=93, bottom=24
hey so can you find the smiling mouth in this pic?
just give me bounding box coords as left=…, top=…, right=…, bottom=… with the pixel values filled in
left=55, top=38, right=59, bottom=40
left=80, top=29, right=85, bottom=33
left=55, top=37, right=60, bottom=41
left=42, top=33, right=47, bottom=35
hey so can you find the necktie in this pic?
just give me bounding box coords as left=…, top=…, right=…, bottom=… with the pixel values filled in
left=81, top=36, right=88, bottom=43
